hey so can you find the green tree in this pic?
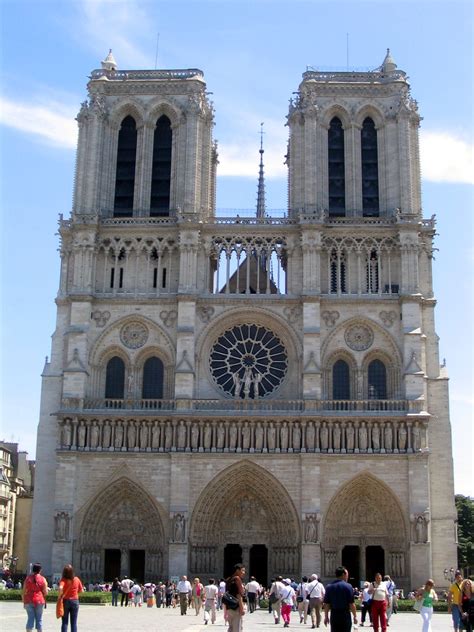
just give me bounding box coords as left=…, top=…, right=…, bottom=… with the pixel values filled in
left=455, top=494, right=474, bottom=570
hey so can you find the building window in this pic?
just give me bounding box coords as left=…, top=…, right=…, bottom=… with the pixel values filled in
left=366, top=250, right=379, bottom=293
left=105, top=356, right=125, bottom=399
left=142, top=357, right=164, bottom=399
left=368, top=359, right=387, bottom=399
left=333, top=359, right=350, bottom=400
left=151, top=115, right=172, bottom=216
left=114, top=116, right=137, bottom=216
left=361, top=117, right=379, bottom=217
left=328, top=117, right=345, bottom=216
left=330, top=249, right=347, bottom=293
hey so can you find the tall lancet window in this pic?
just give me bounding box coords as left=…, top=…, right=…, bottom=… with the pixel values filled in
left=114, top=116, right=137, bottom=216
left=328, top=117, right=346, bottom=216
left=361, top=117, right=379, bottom=216
left=151, top=115, right=172, bottom=216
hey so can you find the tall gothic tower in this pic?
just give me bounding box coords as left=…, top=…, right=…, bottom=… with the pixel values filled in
left=30, top=51, right=456, bottom=590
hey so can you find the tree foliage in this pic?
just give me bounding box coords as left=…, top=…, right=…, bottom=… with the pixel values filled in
left=455, top=494, right=474, bottom=569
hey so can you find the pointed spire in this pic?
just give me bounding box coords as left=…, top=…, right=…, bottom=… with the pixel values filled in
left=382, top=48, right=397, bottom=73
left=101, top=49, right=117, bottom=72
left=256, top=123, right=266, bottom=219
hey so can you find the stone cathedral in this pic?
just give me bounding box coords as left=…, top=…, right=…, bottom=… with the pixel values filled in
left=30, top=50, right=457, bottom=591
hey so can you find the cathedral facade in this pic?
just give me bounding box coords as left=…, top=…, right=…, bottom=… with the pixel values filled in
left=29, top=51, right=457, bottom=590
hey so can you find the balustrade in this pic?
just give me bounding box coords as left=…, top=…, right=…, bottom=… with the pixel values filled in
left=63, top=398, right=422, bottom=414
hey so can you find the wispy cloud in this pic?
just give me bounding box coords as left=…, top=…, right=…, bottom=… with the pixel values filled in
left=420, top=130, right=474, bottom=185
left=71, top=0, right=154, bottom=69
left=0, top=97, right=77, bottom=148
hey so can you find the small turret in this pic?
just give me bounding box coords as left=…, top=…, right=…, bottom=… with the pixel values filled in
left=101, top=49, right=117, bottom=72
left=381, top=48, right=397, bottom=73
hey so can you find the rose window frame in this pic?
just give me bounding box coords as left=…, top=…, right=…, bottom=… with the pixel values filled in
left=209, top=324, right=288, bottom=399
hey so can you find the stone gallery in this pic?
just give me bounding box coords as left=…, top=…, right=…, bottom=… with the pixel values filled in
left=29, top=50, right=457, bottom=590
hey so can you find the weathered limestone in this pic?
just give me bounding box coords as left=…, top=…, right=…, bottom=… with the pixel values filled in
left=29, top=51, right=456, bottom=591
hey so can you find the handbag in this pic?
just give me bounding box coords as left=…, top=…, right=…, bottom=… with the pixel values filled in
left=56, top=597, right=64, bottom=619
left=222, top=591, right=239, bottom=610
left=413, top=598, right=422, bottom=612
left=269, top=592, right=279, bottom=604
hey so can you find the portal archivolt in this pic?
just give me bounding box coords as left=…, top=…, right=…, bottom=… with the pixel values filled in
left=77, top=477, right=167, bottom=581
left=189, top=461, right=301, bottom=579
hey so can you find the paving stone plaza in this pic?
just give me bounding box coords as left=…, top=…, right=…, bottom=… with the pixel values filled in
left=0, top=602, right=451, bottom=632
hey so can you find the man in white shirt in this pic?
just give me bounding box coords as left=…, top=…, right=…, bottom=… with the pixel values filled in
left=177, top=575, right=192, bottom=615
left=306, top=573, right=325, bottom=629
left=120, top=576, right=134, bottom=607
left=245, top=576, right=261, bottom=613
left=269, top=576, right=285, bottom=624
left=203, top=578, right=219, bottom=624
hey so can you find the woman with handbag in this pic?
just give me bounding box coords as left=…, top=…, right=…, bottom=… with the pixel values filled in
left=22, top=562, right=48, bottom=632
left=461, top=578, right=474, bottom=632
left=58, top=564, right=84, bottom=632
left=415, top=579, right=438, bottom=632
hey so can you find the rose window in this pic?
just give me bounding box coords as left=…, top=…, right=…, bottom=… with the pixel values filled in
left=209, top=324, right=288, bottom=398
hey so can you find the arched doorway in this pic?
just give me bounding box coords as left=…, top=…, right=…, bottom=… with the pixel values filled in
left=77, top=477, right=166, bottom=582
left=189, top=461, right=300, bottom=585
left=323, top=473, right=407, bottom=586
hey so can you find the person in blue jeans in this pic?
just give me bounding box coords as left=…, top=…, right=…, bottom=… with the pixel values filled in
left=23, top=562, right=48, bottom=632
left=58, top=564, right=84, bottom=632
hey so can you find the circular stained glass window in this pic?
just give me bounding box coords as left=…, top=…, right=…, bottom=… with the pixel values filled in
left=209, top=324, right=288, bottom=398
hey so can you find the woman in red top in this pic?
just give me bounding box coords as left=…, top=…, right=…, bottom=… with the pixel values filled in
left=22, top=562, right=48, bottom=632
left=58, top=564, right=83, bottom=632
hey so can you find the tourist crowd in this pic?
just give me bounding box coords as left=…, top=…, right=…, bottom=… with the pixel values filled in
left=15, top=561, right=474, bottom=632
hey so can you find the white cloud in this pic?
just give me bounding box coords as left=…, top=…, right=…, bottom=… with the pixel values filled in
left=0, top=97, right=77, bottom=148
left=420, top=130, right=474, bottom=185
left=73, top=0, right=154, bottom=69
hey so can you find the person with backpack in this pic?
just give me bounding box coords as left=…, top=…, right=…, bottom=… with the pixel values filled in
left=22, top=562, right=48, bottom=632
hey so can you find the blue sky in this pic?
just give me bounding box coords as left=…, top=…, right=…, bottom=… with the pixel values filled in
left=1, top=0, right=473, bottom=494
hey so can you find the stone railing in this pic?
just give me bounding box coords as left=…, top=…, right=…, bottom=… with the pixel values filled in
left=58, top=417, right=426, bottom=455
left=90, top=69, right=204, bottom=81
left=62, top=398, right=424, bottom=414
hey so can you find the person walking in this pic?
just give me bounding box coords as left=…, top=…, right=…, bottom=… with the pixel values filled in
left=192, top=577, right=204, bottom=615
left=323, top=566, right=357, bottom=632
left=177, top=575, right=192, bottom=615
left=296, top=576, right=308, bottom=624
left=460, top=578, right=474, bottom=632
left=203, top=578, right=219, bottom=624
left=245, top=576, right=260, bottom=613
left=368, top=573, right=389, bottom=632
left=58, top=564, right=84, bottom=632
left=280, top=578, right=297, bottom=628
left=447, top=570, right=464, bottom=632
left=269, top=576, right=285, bottom=624
left=22, top=562, right=48, bottom=632
left=415, top=579, right=438, bottom=632
left=359, top=581, right=372, bottom=627
left=306, top=573, right=325, bottom=629
left=225, top=563, right=246, bottom=632
left=384, top=575, right=395, bottom=622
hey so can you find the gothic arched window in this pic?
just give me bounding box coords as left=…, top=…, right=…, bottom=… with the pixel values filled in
left=151, top=115, right=172, bottom=216
left=142, top=357, right=164, bottom=399
left=328, top=117, right=345, bottom=216
left=330, top=249, right=347, bottom=293
left=105, top=356, right=125, bottom=399
left=368, top=359, right=387, bottom=399
left=333, top=359, right=350, bottom=400
left=114, top=116, right=137, bottom=216
left=361, top=117, right=379, bottom=217
left=366, top=250, right=379, bottom=293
